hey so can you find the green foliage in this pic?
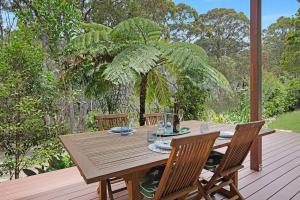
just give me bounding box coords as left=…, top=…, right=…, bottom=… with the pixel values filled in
left=263, top=16, right=294, bottom=68
left=212, top=71, right=300, bottom=124
left=262, top=71, right=298, bottom=117
left=280, top=9, right=300, bottom=74
left=167, top=3, right=198, bottom=42
left=176, top=77, right=209, bottom=120
left=23, top=154, right=74, bottom=176
left=0, top=26, right=59, bottom=179
left=196, top=8, right=249, bottom=58
left=146, top=69, right=171, bottom=106
left=110, top=17, right=162, bottom=43
left=16, top=0, right=81, bottom=47
left=85, top=111, right=98, bottom=131
left=67, top=17, right=230, bottom=125
left=103, top=44, right=161, bottom=85
left=162, top=42, right=231, bottom=91
left=90, top=0, right=175, bottom=27
left=211, top=90, right=250, bottom=124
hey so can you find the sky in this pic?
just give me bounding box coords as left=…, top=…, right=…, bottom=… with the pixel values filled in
left=174, top=0, right=300, bottom=28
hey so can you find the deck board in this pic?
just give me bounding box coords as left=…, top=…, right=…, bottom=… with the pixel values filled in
left=1, top=130, right=300, bottom=200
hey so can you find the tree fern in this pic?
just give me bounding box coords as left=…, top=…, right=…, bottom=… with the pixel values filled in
left=103, top=44, right=161, bottom=85
left=110, top=17, right=162, bottom=44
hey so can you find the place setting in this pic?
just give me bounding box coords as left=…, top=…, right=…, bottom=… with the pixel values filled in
left=147, top=110, right=191, bottom=154
left=107, top=116, right=136, bottom=136
left=199, top=123, right=235, bottom=140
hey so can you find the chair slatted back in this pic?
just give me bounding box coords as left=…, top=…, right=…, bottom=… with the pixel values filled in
left=217, top=121, right=265, bottom=174
left=95, top=114, right=128, bottom=131
left=154, top=132, right=220, bottom=200
left=144, top=113, right=164, bottom=126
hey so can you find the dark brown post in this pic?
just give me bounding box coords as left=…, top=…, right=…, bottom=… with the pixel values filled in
left=250, top=0, right=262, bottom=171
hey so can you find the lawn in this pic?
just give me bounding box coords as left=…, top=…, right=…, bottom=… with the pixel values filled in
left=269, top=110, right=300, bottom=133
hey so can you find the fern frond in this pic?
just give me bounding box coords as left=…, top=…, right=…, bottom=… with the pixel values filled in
left=85, top=66, right=113, bottom=98
left=162, top=42, right=209, bottom=69
left=110, top=17, right=162, bottom=43
left=79, top=22, right=112, bottom=32
left=162, top=42, right=231, bottom=91
left=147, top=69, right=171, bottom=105
left=103, top=44, right=161, bottom=85
left=69, top=31, right=110, bottom=50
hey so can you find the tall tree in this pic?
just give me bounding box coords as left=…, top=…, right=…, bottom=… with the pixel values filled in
left=90, top=0, right=175, bottom=27
left=263, top=16, right=294, bottom=68
left=281, top=9, right=300, bottom=74
left=195, top=8, right=249, bottom=59
left=166, top=3, right=198, bottom=42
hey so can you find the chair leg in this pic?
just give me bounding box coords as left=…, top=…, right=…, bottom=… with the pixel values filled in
left=229, top=183, right=245, bottom=200
left=106, top=179, right=114, bottom=200
left=197, top=180, right=213, bottom=200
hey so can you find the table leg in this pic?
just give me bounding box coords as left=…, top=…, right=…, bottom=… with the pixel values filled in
left=250, top=136, right=262, bottom=171
left=97, top=180, right=107, bottom=200
left=124, top=173, right=143, bottom=200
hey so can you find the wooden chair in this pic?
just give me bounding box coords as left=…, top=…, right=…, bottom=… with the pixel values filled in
left=197, top=120, right=265, bottom=200
left=95, top=114, right=129, bottom=200
left=95, top=114, right=128, bottom=131
left=139, top=132, right=220, bottom=200
left=143, top=113, right=164, bottom=126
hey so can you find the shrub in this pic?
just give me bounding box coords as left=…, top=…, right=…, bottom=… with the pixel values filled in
left=176, top=77, right=209, bottom=120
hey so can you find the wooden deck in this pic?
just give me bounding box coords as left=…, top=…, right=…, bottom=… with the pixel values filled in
left=1, top=130, right=300, bottom=200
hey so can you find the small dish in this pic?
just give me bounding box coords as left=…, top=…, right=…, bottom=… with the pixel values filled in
left=154, top=140, right=172, bottom=150
left=219, top=131, right=234, bottom=138
left=108, top=127, right=136, bottom=135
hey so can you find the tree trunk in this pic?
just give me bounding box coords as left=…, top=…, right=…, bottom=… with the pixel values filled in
left=77, top=100, right=88, bottom=132
left=139, top=73, right=148, bottom=126
left=15, top=133, right=20, bottom=179
left=68, top=85, right=76, bottom=133
left=41, top=31, right=47, bottom=48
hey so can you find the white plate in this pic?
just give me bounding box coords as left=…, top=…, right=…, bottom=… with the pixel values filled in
left=108, top=129, right=136, bottom=135
left=148, top=143, right=171, bottom=154
left=154, top=140, right=172, bottom=150
left=220, top=131, right=234, bottom=138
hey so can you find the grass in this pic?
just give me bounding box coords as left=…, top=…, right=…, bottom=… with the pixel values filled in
left=269, top=110, right=300, bottom=133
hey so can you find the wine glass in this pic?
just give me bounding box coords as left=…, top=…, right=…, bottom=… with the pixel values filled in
left=156, top=119, right=165, bottom=141
left=178, top=109, right=184, bottom=122
left=177, top=109, right=184, bottom=133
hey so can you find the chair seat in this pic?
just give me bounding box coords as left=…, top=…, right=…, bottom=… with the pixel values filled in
left=204, top=151, right=224, bottom=172
left=140, top=166, right=165, bottom=198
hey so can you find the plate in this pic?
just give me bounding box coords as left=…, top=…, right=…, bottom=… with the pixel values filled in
left=220, top=131, right=234, bottom=138
left=108, top=127, right=136, bottom=135
left=148, top=143, right=171, bottom=154
left=154, top=140, right=172, bottom=150
left=155, top=127, right=191, bottom=137
left=110, top=127, right=133, bottom=133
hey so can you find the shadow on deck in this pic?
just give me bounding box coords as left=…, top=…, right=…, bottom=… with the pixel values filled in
left=1, top=130, right=300, bottom=200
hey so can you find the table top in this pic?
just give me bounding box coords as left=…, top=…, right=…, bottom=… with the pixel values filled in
left=59, top=120, right=275, bottom=184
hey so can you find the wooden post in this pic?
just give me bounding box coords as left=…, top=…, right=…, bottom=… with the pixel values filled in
left=250, top=0, right=262, bottom=171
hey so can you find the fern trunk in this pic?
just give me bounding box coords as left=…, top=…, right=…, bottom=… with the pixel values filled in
left=139, top=73, right=148, bottom=126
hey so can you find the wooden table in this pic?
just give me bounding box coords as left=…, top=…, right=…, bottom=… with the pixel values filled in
left=60, top=120, right=275, bottom=200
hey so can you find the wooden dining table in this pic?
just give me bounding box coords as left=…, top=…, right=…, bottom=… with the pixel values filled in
left=59, top=120, right=275, bottom=200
